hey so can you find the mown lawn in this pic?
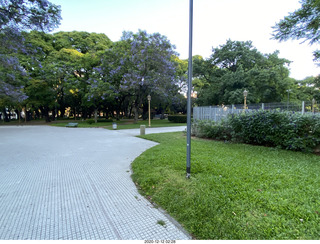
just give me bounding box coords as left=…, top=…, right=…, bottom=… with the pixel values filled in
left=131, top=132, right=320, bottom=240
left=49, top=119, right=185, bottom=129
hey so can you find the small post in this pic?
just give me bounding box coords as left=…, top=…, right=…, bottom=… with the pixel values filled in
left=261, top=103, right=265, bottom=110
left=302, top=101, right=305, bottom=114
left=112, top=122, right=117, bottom=130
left=140, top=125, right=146, bottom=135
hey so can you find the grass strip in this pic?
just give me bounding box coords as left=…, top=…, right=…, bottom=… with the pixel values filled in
left=49, top=119, right=186, bottom=129
left=131, top=132, right=320, bottom=240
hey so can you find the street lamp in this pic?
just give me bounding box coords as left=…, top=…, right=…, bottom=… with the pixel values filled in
left=147, top=95, right=151, bottom=127
left=243, top=89, right=248, bottom=110
left=286, top=89, right=291, bottom=110
left=312, top=98, right=316, bottom=113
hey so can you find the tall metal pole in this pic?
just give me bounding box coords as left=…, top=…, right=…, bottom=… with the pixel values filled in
left=148, top=95, right=151, bottom=127
left=288, top=91, right=290, bottom=103
left=186, top=0, right=193, bottom=179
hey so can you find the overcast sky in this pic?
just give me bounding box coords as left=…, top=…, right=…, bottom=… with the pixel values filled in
left=49, top=0, right=320, bottom=80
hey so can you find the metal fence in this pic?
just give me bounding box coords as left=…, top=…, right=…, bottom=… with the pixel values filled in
left=193, top=101, right=320, bottom=122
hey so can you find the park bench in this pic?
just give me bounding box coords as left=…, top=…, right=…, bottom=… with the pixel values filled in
left=66, top=122, right=78, bottom=127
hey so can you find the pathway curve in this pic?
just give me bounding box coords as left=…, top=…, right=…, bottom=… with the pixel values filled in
left=0, top=126, right=189, bottom=240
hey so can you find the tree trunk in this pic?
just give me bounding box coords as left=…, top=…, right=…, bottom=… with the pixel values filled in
left=24, top=107, right=27, bottom=123
left=3, top=109, right=9, bottom=122
left=60, top=108, right=65, bottom=118
left=52, top=109, right=56, bottom=121
left=16, top=109, right=21, bottom=123
left=133, top=106, right=139, bottom=123
left=142, top=102, right=148, bottom=120
left=35, top=109, right=40, bottom=120
left=94, top=108, right=98, bottom=123
left=8, top=110, right=11, bottom=121
left=40, top=107, right=51, bottom=122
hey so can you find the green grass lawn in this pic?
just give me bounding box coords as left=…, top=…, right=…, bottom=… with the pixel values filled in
left=50, top=119, right=185, bottom=129
left=131, top=132, right=320, bottom=240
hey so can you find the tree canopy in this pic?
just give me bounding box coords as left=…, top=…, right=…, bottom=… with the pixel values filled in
left=273, top=0, right=320, bottom=61
left=0, top=0, right=61, bottom=108
left=1, top=0, right=319, bottom=122
left=194, top=40, right=292, bottom=105
left=0, top=29, right=187, bottom=122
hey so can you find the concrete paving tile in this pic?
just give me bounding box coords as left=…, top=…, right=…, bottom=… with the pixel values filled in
left=0, top=126, right=190, bottom=240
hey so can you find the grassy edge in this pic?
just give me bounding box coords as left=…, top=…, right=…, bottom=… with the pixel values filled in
left=131, top=132, right=320, bottom=240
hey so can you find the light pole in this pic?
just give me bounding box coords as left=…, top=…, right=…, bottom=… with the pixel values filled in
left=147, top=95, right=151, bottom=127
left=243, top=89, right=248, bottom=110
left=186, top=0, right=193, bottom=179
left=286, top=89, right=291, bottom=110
left=312, top=98, right=316, bottom=113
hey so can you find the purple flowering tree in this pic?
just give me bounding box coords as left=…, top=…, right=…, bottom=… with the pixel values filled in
left=0, top=0, right=61, bottom=118
left=113, top=30, right=179, bottom=122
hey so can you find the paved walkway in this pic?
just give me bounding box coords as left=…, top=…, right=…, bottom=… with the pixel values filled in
left=0, top=126, right=189, bottom=240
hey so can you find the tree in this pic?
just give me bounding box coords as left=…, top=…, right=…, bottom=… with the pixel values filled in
left=0, top=0, right=61, bottom=32
left=52, top=31, right=112, bottom=54
left=273, top=0, right=320, bottom=61
left=294, top=76, right=320, bottom=102
left=25, top=79, right=55, bottom=122
left=195, top=40, right=292, bottom=105
left=101, top=30, right=179, bottom=122
left=0, top=0, right=61, bottom=114
left=20, top=31, right=113, bottom=121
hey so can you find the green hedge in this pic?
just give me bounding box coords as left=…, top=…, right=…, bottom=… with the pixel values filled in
left=97, top=118, right=113, bottom=122
left=192, top=110, right=320, bottom=152
left=191, top=120, right=232, bottom=141
left=168, top=115, right=187, bottom=123
left=86, top=119, right=95, bottom=124
left=86, top=118, right=113, bottom=124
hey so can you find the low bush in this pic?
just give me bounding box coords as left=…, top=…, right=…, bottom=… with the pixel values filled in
left=191, top=120, right=232, bottom=141
left=193, top=110, right=320, bottom=152
left=168, top=115, right=187, bottom=123
left=97, top=118, right=113, bottom=123
left=86, top=119, right=95, bottom=124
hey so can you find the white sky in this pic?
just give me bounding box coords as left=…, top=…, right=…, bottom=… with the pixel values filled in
left=49, top=0, right=320, bottom=80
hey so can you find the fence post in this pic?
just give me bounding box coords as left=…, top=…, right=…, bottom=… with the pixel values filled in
left=261, top=103, right=264, bottom=110
left=232, top=104, right=234, bottom=113
left=302, top=101, right=305, bottom=114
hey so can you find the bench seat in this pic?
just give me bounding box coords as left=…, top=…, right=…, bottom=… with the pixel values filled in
left=66, top=122, right=78, bottom=127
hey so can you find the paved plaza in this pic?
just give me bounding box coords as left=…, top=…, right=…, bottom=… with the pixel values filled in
left=0, top=125, right=189, bottom=240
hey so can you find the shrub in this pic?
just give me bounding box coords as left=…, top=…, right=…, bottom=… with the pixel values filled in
left=192, top=120, right=232, bottom=141
left=97, top=118, right=113, bottom=123
left=86, top=119, right=95, bottom=124
left=193, top=110, right=320, bottom=152
left=168, top=115, right=187, bottom=123
left=228, top=110, right=320, bottom=152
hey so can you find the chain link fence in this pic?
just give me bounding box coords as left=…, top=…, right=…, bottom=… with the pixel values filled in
left=193, top=101, right=320, bottom=122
